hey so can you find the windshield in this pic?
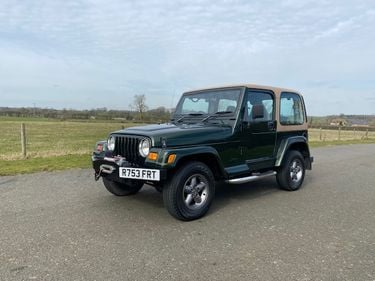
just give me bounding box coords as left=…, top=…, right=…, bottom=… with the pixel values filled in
left=174, top=89, right=242, bottom=116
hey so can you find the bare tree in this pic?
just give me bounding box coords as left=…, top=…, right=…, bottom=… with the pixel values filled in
left=133, top=94, right=148, bottom=120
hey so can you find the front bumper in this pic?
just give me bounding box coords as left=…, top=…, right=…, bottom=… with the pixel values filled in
left=92, top=154, right=167, bottom=182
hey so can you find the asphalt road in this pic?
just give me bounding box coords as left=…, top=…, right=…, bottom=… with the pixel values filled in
left=1, top=144, right=375, bottom=281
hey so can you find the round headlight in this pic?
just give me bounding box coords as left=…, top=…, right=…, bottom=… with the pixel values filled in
left=108, top=136, right=115, bottom=151
left=139, top=138, right=151, bottom=157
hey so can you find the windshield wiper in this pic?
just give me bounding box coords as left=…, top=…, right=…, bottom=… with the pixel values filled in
left=201, top=111, right=233, bottom=122
left=176, top=116, right=185, bottom=122
left=188, top=113, right=204, bottom=116
left=174, top=113, right=204, bottom=123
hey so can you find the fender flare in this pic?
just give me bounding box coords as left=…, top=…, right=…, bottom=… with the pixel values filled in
left=275, top=136, right=311, bottom=167
left=163, top=146, right=227, bottom=176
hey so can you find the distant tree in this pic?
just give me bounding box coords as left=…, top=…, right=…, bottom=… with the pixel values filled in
left=133, top=94, right=148, bottom=120
left=146, top=106, right=171, bottom=122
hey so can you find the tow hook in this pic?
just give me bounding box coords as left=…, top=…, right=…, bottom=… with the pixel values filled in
left=94, top=164, right=116, bottom=181
left=94, top=170, right=101, bottom=181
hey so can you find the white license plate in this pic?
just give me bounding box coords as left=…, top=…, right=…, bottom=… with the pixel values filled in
left=119, top=167, right=160, bottom=181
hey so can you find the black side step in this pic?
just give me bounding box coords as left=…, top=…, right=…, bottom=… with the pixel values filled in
left=226, top=171, right=276, bottom=184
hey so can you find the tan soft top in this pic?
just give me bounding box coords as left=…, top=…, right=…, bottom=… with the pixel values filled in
left=186, top=84, right=301, bottom=96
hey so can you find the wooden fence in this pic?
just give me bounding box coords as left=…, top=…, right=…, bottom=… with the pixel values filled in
left=14, top=123, right=374, bottom=159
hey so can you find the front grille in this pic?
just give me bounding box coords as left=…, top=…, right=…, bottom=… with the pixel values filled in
left=113, top=135, right=145, bottom=165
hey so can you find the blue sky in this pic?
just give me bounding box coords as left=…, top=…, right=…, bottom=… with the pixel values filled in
left=0, top=0, right=374, bottom=115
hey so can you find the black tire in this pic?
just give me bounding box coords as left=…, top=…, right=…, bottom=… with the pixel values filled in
left=102, top=178, right=143, bottom=196
left=163, top=161, right=215, bottom=221
left=276, top=150, right=305, bottom=191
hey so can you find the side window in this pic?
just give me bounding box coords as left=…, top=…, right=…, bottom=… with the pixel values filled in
left=245, top=91, right=274, bottom=122
left=280, top=92, right=304, bottom=125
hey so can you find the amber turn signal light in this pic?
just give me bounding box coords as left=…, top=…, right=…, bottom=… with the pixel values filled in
left=167, top=154, right=176, bottom=164
left=148, top=152, right=158, bottom=161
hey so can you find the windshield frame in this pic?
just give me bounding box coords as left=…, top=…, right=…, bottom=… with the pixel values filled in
left=173, top=87, right=245, bottom=124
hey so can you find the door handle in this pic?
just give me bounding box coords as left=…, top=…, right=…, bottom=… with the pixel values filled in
left=268, top=121, right=275, bottom=131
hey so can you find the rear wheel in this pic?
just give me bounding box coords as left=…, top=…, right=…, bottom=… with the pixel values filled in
left=102, top=178, right=143, bottom=196
left=163, top=161, right=215, bottom=221
left=276, top=150, right=305, bottom=191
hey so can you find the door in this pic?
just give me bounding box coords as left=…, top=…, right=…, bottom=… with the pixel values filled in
left=241, top=90, right=277, bottom=170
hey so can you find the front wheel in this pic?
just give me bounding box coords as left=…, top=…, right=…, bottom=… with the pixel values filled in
left=103, top=178, right=143, bottom=196
left=163, top=161, right=215, bottom=221
left=276, top=150, right=305, bottom=191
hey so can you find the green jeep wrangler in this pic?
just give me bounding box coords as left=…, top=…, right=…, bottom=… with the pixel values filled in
left=92, top=84, right=313, bottom=221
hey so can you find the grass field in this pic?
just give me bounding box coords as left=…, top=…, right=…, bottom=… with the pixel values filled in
left=0, top=119, right=134, bottom=175
left=0, top=119, right=134, bottom=160
left=0, top=118, right=374, bottom=175
left=309, top=127, right=375, bottom=147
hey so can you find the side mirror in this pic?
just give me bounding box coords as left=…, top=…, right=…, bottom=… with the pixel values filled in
left=252, top=104, right=264, bottom=119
